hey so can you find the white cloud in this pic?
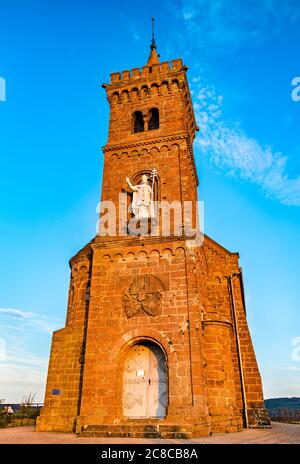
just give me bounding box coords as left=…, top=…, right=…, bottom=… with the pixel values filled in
left=167, top=1, right=300, bottom=205
left=0, top=308, right=35, bottom=318
left=0, top=309, right=63, bottom=402
left=183, top=12, right=194, bottom=21
left=263, top=374, right=300, bottom=398
left=191, top=77, right=300, bottom=206
left=0, top=308, right=63, bottom=334
left=0, top=332, right=49, bottom=403
left=0, top=362, right=48, bottom=403
left=285, top=366, right=300, bottom=372
left=178, top=0, right=300, bottom=53
left=5, top=345, right=48, bottom=369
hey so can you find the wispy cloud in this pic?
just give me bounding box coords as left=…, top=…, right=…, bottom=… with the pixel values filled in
left=0, top=308, right=62, bottom=334
left=2, top=335, right=48, bottom=369
left=0, top=336, right=48, bottom=402
left=263, top=363, right=300, bottom=397
left=0, top=308, right=36, bottom=319
left=285, top=366, right=300, bottom=372
left=132, top=31, right=141, bottom=42
left=179, top=0, right=300, bottom=53
left=191, top=76, right=300, bottom=206
left=0, top=308, right=63, bottom=402
left=166, top=1, right=300, bottom=205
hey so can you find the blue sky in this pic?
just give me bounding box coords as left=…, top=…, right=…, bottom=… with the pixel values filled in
left=0, top=0, right=299, bottom=403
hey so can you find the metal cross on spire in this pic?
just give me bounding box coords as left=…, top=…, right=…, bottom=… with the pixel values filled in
left=146, top=17, right=160, bottom=65
left=151, top=17, right=157, bottom=50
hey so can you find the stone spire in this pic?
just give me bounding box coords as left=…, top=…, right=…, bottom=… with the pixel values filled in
left=147, top=17, right=160, bottom=65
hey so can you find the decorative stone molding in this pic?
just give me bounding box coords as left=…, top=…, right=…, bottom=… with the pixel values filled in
left=103, top=133, right=198, bottom=186
left=92, top=234, right=196, bottom=250
left=103, top=134, right=188, bottom=152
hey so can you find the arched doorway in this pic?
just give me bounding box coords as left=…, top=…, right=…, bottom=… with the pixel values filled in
left=122, top=341, right=167, bottom=419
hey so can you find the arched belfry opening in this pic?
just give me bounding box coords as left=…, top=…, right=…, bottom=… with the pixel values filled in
left=122, top=340, right=167, bottom=419
left=132, top=111, right=144, bottom=133
left=148, top=108, right=159, bottom=130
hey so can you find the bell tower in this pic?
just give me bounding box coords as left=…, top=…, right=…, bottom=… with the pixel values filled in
left=99, top=33, right=199, bottom=239
left=37, top=33, right=270, bottom=437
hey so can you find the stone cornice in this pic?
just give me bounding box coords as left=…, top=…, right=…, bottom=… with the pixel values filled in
left=92, top=233, right=197, bottom=250
left=203, top=234, right=240, bottom=258
left=69, top=242, right=93, bottom=268
left=102, top=133, right=188, bottom=152
left=102, top=133, right=199, bottom=186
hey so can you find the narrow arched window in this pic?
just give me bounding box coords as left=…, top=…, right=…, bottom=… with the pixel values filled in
left=133, top=111, right=144, bottom=133
left=148, top=108, right=159, bottom=130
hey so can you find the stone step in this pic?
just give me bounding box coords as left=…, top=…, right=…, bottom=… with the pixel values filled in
left=80, top=431, right=192, bottom=439
left=79, top=424, right=192, bottom=439
left=83, top=424, right=157, bottom=433
left=80, top=431, right=160, bottom=438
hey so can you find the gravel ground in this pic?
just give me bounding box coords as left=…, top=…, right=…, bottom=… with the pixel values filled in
left=0, top=422, right=299, bottom=444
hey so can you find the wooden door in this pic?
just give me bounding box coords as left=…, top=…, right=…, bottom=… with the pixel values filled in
left=123, top=343, right=167, bottom=418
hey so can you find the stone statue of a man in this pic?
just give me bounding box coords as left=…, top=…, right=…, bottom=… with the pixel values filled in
left=126, top=174, right=155, bottom=219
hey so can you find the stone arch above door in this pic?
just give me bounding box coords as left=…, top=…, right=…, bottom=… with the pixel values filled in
left=109, top=328, right=177, bottom=364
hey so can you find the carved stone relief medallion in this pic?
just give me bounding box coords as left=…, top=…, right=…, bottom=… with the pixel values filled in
left=122, top=274, right=165, bottom=318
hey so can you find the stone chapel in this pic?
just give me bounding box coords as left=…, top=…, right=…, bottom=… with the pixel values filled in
left=37, top=37, right=270, bottom=438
